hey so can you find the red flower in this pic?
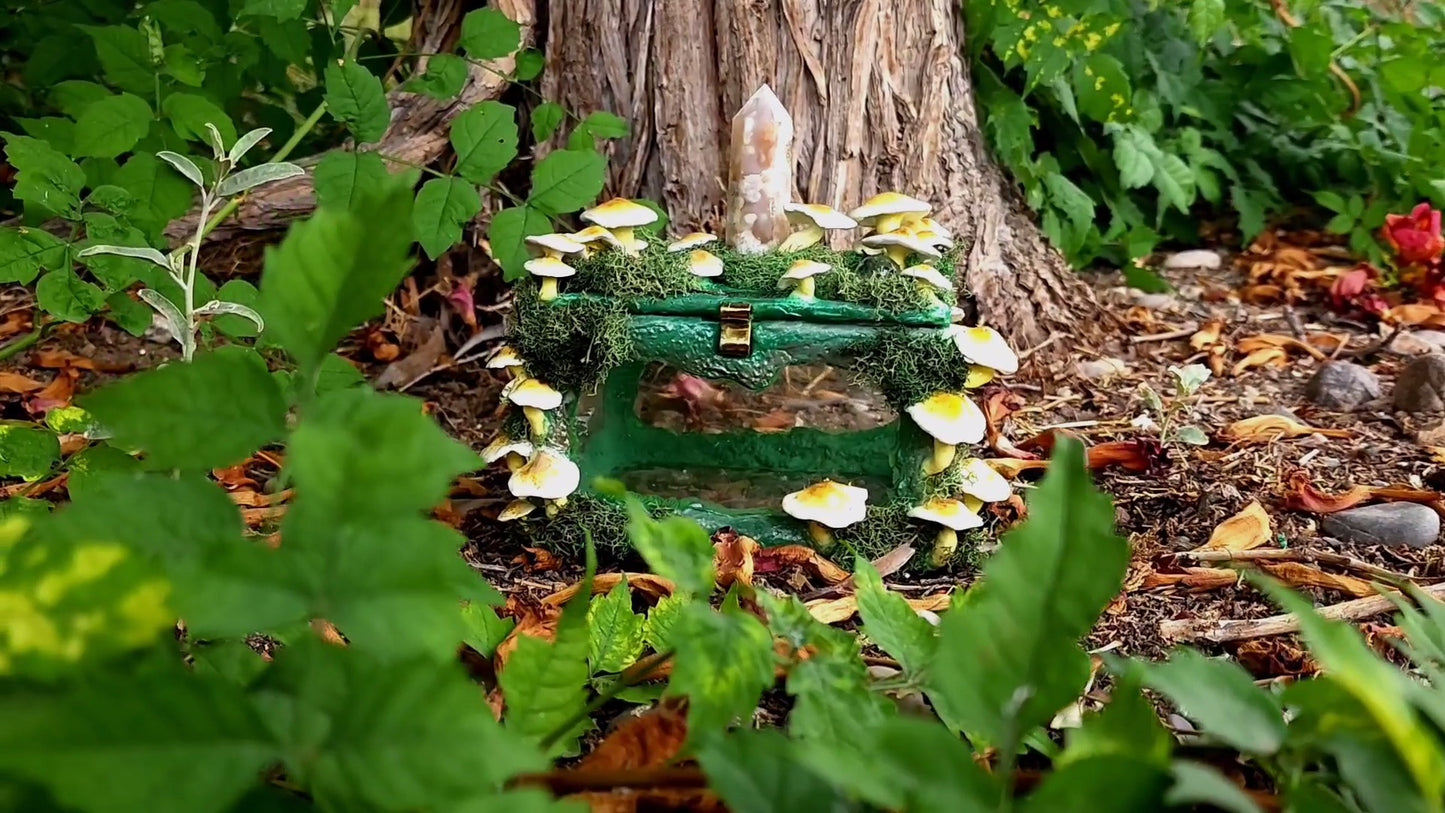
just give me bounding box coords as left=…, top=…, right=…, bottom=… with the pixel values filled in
left=1383, top=203, right=1445, bottom=265
left=1329, top=264, right=1389, bottom=317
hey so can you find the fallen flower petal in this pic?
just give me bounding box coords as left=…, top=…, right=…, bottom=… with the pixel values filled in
left=1197, top=500, right=1272, bottom=552
left=1282, top=470, right=1371, bottom=514
left=1221, top=415, right=1351, bottom=444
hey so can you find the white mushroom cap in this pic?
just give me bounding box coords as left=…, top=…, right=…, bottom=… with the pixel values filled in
left=908, top=497, right=985, bottom=531
left=569, top=226, right=626, bottom=249
left=523, top=256, right=576, bottom=279
left=687, top=249, right=724, bottom=278
left=919, top=217, right=953, bottom=240
left=525, top=233, right=586, bottom=256
left=482, top=435, right=535, bottom=464
left=861, top=230, right=943, bottom=259
left=781, top=259, right=831, bottom=281
left=956, top=458, right=1012, bottom=502
left=947, top=325, right=1019, bottom=375
left=580, top=198, right=659, bottom=230
left=849, top=192, right=932, bottom=223
left=502, top=377, right=563, bottom=410
left=914, top=227, right=954, bottom=248
left=499, top=499, right=538, bottom=522
left=781, top=480, right=869, bottom=529
left=901, top=264, right=954, bottom=291
left=486, top=345, right=524, bottom=370
left=906, top=392, right=985, bottom=445
left=508, top=448, right=580, bottom=500
left=784, top=203, right=858, bottom=230
left=668, top=232, right=718, bottom=252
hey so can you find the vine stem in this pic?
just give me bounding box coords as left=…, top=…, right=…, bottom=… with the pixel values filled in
left=0, top=324, right=47, bottom=361
left=537, top=650, right=674, bottom=751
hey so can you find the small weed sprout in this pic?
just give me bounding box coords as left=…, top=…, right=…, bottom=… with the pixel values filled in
left=1136, top=363, right=1211, bottom=447
left=76, top=125, right=304, bottom=361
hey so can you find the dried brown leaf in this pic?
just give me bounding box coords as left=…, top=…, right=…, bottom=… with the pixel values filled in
left=1190, top=320, right=1225, bottom=350
left=1259, top=561, right=1376, bottom=599
left=805, top=592, right=951, bottom=625
left=754, top=545, right=850, bottom=584
left=542, top=573, right=676, bottom=607
left=1230, top=346, right=1288, bottom=376
left=1140, top=567, right=1240, bottom=592
left=1221, top=415, right=1351, bottom=444
left=714, top=531, right=758, bottom=588
left=1197, top=501, right=1272, bottom=552
left=575, top=702, right=689, bottom=772
left=0, top=371, right=46, bottom=393
left=512, top=546, right=564, bottom=573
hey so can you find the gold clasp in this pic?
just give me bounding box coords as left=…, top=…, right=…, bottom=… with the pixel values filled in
left=717, top=302, right=753, bottom=358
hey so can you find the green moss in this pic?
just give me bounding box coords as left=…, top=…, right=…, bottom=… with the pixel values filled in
left=570, top=244, right=704, bottom=300
left=848, top=328, right=976, bottom=410
left=515, top=493, right=674, bottom=556
left=510, top=285, right=637, bottom=393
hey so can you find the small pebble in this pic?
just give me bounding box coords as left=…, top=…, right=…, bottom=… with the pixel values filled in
left=1163, top=249, right=1223, bottom=270
left=1305, top=361, right=1381, bottom=410
left=1394, top=354, right=1445, bottom=413
left=1390, top=331, right=1445, bottom=356
left=1132, top=293, right=1176, bottom=310
left=1321, top=503, right=1440, bottom=549
left=1076, top=358, right=1128, bottom=381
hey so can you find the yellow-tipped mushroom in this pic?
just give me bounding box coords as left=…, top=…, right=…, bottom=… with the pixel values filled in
left=525, top=233, right=586, bottom=260
left=849, top=192, right=932, bottom=233
left=908, top=497, right=985, bottom=567
left=906, top=392, right=986, bottom=475
left=508, top=448, right=580, bottom=507
left=964, top=365, right=995, bottom=388
left=779, top=203, right=857, bottom=252
left=568, top=225, right=627, bottom=257
left=486, top=345, right=526, bottom=380
left=499, top=499, right=538, bottom=522
left=781, top=479, right=869, bottom=550
left=956, top=457, right=1012, bottom=503
left=668, top=232, right=718, bottom=252
left=687, top=249, right=725, bottom=279
left=946, top=324, right=1019, bottom=375
left=482, top=434, right=535, bottom=472
left=778, top=259, right=831, bottom=300
left=524, top=256, right=575, bottom=302
left=580, top=198, right=658, bottom=255
left=502, top=377, right=563, bottom=440
left=861, top=229, right=943, bottom=269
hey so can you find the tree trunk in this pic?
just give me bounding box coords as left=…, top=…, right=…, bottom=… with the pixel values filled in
left=539, top=0, right=1110, bottom=360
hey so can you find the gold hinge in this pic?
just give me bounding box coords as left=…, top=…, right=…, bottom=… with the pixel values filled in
left=717, top=302, right=753, bottom=358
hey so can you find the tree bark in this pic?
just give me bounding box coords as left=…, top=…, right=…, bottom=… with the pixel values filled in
left=539, top=0, right=1110, bottom=359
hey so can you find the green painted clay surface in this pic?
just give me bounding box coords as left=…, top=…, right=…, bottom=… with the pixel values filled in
left=552, top=292, right=951, bottom=328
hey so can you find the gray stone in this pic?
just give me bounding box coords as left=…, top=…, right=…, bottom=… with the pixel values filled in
left=1132, top=293, right=1176, bottom=310
left=1321, top=503, right=1441, bottom=549
left=1413, top=330, right=1445, bottom=351
left=1076, top=358, right=1128, bottom=381
left=1163, top=249, right=1223, bottom=270
left=1394, top=354, right=1445, bottom=413
left=1305, top=362, right=1381, bottom=410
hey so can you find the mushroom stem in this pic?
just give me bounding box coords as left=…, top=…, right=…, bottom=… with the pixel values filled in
left=523, top=406, right=548, bottom=440
left=545, top=497, right=568, bottom=518
left=884, top=245, right=909, bottom=269
left=929, top=527, right=959, bottom=568
left=806, top=521, right=835, bottom=550
left=924, top=439, right=957, bottom=476
left=778, top=225, right=823, bottom=253
left=505, top=452, right=526, bottom=472
left=538, top=277, right=560, bottom=301
left=792, top=277, right=816, bottom=299
left=613, top=227, right=640, bottom=255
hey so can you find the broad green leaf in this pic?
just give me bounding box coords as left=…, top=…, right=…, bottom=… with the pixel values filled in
left=1285, top=778, right=1355, bottom=813
left=112, top=153, right=197, bottom=238
left=643, top=593, right=685, bottom=652
left=527, top=149, right=606, bottom=215
left=1151, top=152, right=1197, bottom=215
left=500, top=573, right=592, bottom=753
left=1060, top=679, right=1171, bottom=768
left=0, top=227, right=67, bottom=284
left=855, top=559, right=936, bottom=675
left=578, top=110, right=629, bottom=139
left=255, top=642, right=544, bottom=810
left=3, top=135, right=86, bottom=218
left=405, top=54, right=468, bottom=99
left=1073, top=54, right=1132, bottom=124
left=79, top=346, right=288, bottom=471
left=314, top=352, right=367, bottom=394
left=1187, top=0, right=1226, bottom=45
left=513, top=49, right=545, bottom=81
left=0, top=667, right=276, bottom=813
left=587, top=579, right=644, bottom=673
left=17, top=116, right=76, bottom=154
left=0, top=496, right=51, bottom=520
left=531, top=102, right=566, bottom=142
left=1021, top=755, right=1170, bottom=812
left=413, top=177, right=482, bottom=260
left=80, top=213, right=156, bottom=291
left=44, top=406, right=95, bottom=435
left=50, top=81, right=111, bottom=119
left=239, top=0, right=307, bottom=20
left=36, top=267, right=108, bottom=322
left=451, top=101, right=520, bottom=185
left=1231, top=186, right=1268, bottom=243
left=799, top=716, right=998, bottom=811
left=927, top=437, right=1130, bottom=748
left=145, top=0, right=225, bottom=41
left=1112, top=128, right=1153, bottom=189
left=324, top=62, right=390, bottom=144
left=258, top=173, right=416, bottom=376
left=462, top=601, right=514, bottom=657
left=63, top=445, right=140, bottom=500
left=667, top=603, right=775, bottom=736
left=1127, top=649, right=1284, bottom=754
left=0, top=426, right=61, bottom=481
left=461, top=8, right=522, bottom=59
left=487, top=205, right=553, bottom=280
left=73, top=93, right=153, bottom=159
left=313, top=151, right=392, bottom=211
left=696, top=729, right=847, bottom=813
left=1043, top=172, right=1096, bottom=232
left=80, top=25, right=156, bottom=95
left=207, top=279, right=263, bottom=338
left=617, top=493, right=715, bottom=597
left=162, top=43, right=206, bottom=86
left=163, top=93, right=238, bottom=146
left=216, top=162, right=306, bottom=197
left=1167, top=761, right=1264, bottom=813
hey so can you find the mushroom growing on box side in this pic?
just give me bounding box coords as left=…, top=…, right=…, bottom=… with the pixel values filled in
left=956, top=457, right=1012, bottom=503
left=777, top=259, right=831, bottom=300
left=580, top=198, right=658, bottom=255
left=781, top=479, right=869, bottom=549
left=947, top=324, right=1020, bottom=375
left=908, top=497, right=984, bottom=567
left=525, top=233, right=586, bottom=260
left=568, top=225, right=627, bottom=258
left=503, top=377, right=563, bottom=440
left=509, top=448, right=581, bottom=509
left=498, top=499, right=538, bottom=522
left=906, top=392, right=986, bottom=475
left=524, top=256, right=576, bottom=302
left=901, top=264, right=953, bottom=305
left=778, top=203, right=858, bottom=252
left=668, top=232, right=718, bottom=252
left=486, top=345, right=526, bottom=380
left=482, top=434, right=535, bottom=472
left=687, top=249, right=725, bottom=279
left=849, top=192, right=933, bottom=235
left=861, top=229, right=944, bottom=269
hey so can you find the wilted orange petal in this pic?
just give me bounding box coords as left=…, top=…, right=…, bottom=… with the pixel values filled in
left=1196, top=500, right=1271, bottom=552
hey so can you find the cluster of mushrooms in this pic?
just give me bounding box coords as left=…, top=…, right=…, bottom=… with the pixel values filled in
left=480, top=347, right=578, bottom=524
left=521, top=197, right=663, bottom=301
left=779, top=320, right=1021, bottom=568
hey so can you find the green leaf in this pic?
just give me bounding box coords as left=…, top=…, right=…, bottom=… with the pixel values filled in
left=1231, top=186, right=1268, bottom=242
left=1187, top=0, right=1226, bottom=46
left=927, top=437, right=1130, bottom=748
left=451, top=101, right=520, bottom=185
left=36, top=267, right=108, bottom=322
left=855, top=559, right=936, bottom=676
left=1021, top=755, right=1170, bottom=812
left=487, top=205, right=553, bottom=281
left=50, top=81, right=111, bottom=119
left=513, top=49, right=545, bottom=81
left=73, top=93, right=153, bottom=159
left=1151, top=152, right=1196, bottom=216
left=1112, top=128, right=1154, bottom=190
left=461, top=8, right=522, bottom=59
left=3, top=135, right=86, bottom=219
left=1124, top=265, right=1170, bottom=294
left=413, top=177, right=482, bottom=260
left=587, top=579, right=644, bottom=673
left=667, top=603, right=775, bottom=736
left=112, top=153, right=197, bottom=239
left=696, top=729, right=846, bottom=813
left=0, top=667, right=276, bottom=813
left=578, top=111, right=629, bottom=139
left=17, top=117, right=76, bottom=155
left=1061, top=679, right=1171, bottom=769
left=1043, top=172, right=1096, bottom=232
left=0, top=496, right=52, bottom=521
left=80, top=213, right=155, bottom=291
left=163, top=93, right=237, bottom=147
left=314, top=352, right=366, bottom=394
left=44, top=406, right=95, bottom=435
left=1167, top=762, right=1264, bottom=813
left=1074, top=54, right=1132, bottom=124
left=258, top=172, right=416, bottom=376
left=405, top=54, right=469, bottom=99
left=799, top=716, right=998, bottom=811
left=239, top=0, right=307, bottom=21
left=462, top=601, right=514, bottom=657
left=256, top=642, right=544, bottom=810
left=81, top=25, right=156, bottom=95
left=206, top=279, right=262, bottom=338
left=643, top=593, right=684, bottom=653
left=500, top=576, right=592, bottom=753
left=0, top=426, right=61, bottom=481
left=313, top=151, right=392, bottom=211
left=528, top=149, right=606, bottom=215
left=0, top=227, right=68, bottom=284
left=618, top=493, right=715, bottom=598
left=63, top=445, right=140, bottom=500
left=79, top=346, right=288, bottom=471
left=1313, top=190, right=1348, bottom=213
left=1127, top=648, right=1284, bottom=754
left=531, top=102, right=566, bottom=142
left=324, top=62, right=390, bottom=144
left=106, top=290, right=153, bottom=336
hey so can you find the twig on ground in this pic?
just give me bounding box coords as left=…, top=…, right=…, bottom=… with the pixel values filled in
left=1131, top=324, right=1199, bottom=344
left=1173, top=548, right=1421, bottom=587
left=1160, top=581, right=1445, bottom=643
left=1334, top=322, right=1402, bottom=361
